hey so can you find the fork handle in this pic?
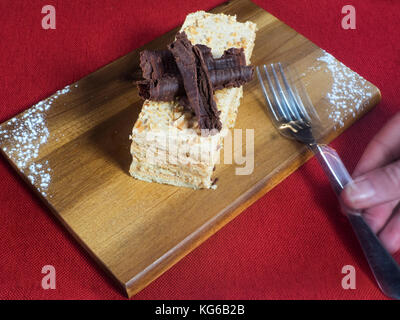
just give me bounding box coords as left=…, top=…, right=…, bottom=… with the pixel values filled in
left=309, top=144, right=400, bottom=300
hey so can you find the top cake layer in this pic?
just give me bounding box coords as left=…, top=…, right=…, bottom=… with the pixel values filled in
left=181, top=11, right=257, bottom=63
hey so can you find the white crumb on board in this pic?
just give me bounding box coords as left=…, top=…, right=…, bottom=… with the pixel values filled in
left=302, top=50, right=373, bottom=128
left=0, top=84, right=75, bottom=197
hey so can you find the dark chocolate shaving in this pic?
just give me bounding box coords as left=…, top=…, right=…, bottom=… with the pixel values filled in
left=168, top=32, right=221, bottom=131
left=205, top=46, right=247, bottom=70
left=211, top=66, right=253, bottom=90
left=139, top=50, right=179, bottom=80
left=137, top=76, right=184, bottom=101
left=139, top=46, right=247, bottom=80
left=135, top=32, right=253, bottom=131
left=138, top=66, right=253, bottom=101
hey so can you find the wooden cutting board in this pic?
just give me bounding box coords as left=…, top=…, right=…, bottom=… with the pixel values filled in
left=0, top=0, right=380, bottom=297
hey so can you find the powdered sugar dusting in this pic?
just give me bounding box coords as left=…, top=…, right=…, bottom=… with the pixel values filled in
left=302, top=50, right=373, bottom=128
left=0, top=84, right=73, bottom=197
left=27, top=161, right=52, bottom=197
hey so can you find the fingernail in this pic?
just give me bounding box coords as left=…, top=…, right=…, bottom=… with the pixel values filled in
left=346, top=178, right=375, bottom=204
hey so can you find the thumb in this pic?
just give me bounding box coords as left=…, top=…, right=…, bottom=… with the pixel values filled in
left=342, top=160, right=400, bottom=209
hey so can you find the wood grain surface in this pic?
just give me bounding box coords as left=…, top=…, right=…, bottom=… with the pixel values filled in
left=0, top=0, right=381, bottom=297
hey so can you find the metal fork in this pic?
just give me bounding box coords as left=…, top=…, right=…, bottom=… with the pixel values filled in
left=257, top=62, right=400, bottom=300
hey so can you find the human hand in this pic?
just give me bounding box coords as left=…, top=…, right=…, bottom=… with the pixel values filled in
left=342, top=112, right=400, bottom=254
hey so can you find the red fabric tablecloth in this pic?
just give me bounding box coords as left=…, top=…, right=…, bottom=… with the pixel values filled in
left=0, top=0, right=399, bottom=300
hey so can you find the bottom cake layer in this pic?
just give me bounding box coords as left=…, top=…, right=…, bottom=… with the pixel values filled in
left=129, top=87, right=243, bottom=189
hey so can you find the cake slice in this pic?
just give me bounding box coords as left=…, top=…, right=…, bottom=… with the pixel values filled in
left=129, top=11, right=257, bottom=189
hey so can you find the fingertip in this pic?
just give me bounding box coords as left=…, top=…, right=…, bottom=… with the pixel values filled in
left=380, top=235, right=400, bottom=255
left=341, top=184, right=357, bottom=208
left=379, top=213, right=400, bottom=254
left=341, top=180, right=375, bottom=209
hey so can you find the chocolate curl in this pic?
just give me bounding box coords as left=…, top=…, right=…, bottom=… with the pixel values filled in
left=193, top=45, right=222, bottom=131
left=168, top=32, right=221, bottom=131
left=204, top=46, right=247, bottom=70
left=138, top=66, right=254, bottom=101
left=139, top=46, right=247, bottom=79
left=137, top=76, right=183, bottom=101
left=139, top=50, right=179, bottom=80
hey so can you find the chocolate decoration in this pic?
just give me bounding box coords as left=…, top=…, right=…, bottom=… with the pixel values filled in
left=168, top=32, right=221, bottom=131
left=139, top=50, right=179, bottom=80
left=211, top=66, right=253, bottom=90
left=204, top=46, right=247, bottom=70
left=137, top=76, right=184, bottom=101
left=138, top=66, right=253, bottom=101
left=136, top=31, right=254, bottom=131
left=139, top=46, right=247, bottom=80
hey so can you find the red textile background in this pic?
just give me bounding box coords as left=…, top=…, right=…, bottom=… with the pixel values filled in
left=0, top=0, right=399, bottom=300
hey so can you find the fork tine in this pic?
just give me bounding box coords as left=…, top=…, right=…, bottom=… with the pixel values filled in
left=263, top=65, right=291, bottom=121
left=257, top=62, right=320, bottom=130
left=270, top=64, right=297, bottom=121
left=284, top=64, right=323, bottom=124
left=276, top=63, right=306, bottom=121
left=278, top=63, right=312, bottom=122
left=289, top=66, right=321, bottom=123
left=256, top=66, right=280, bottom=122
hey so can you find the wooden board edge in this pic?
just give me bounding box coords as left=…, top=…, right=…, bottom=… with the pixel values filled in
left=0, top=147, right=129, bottom=296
